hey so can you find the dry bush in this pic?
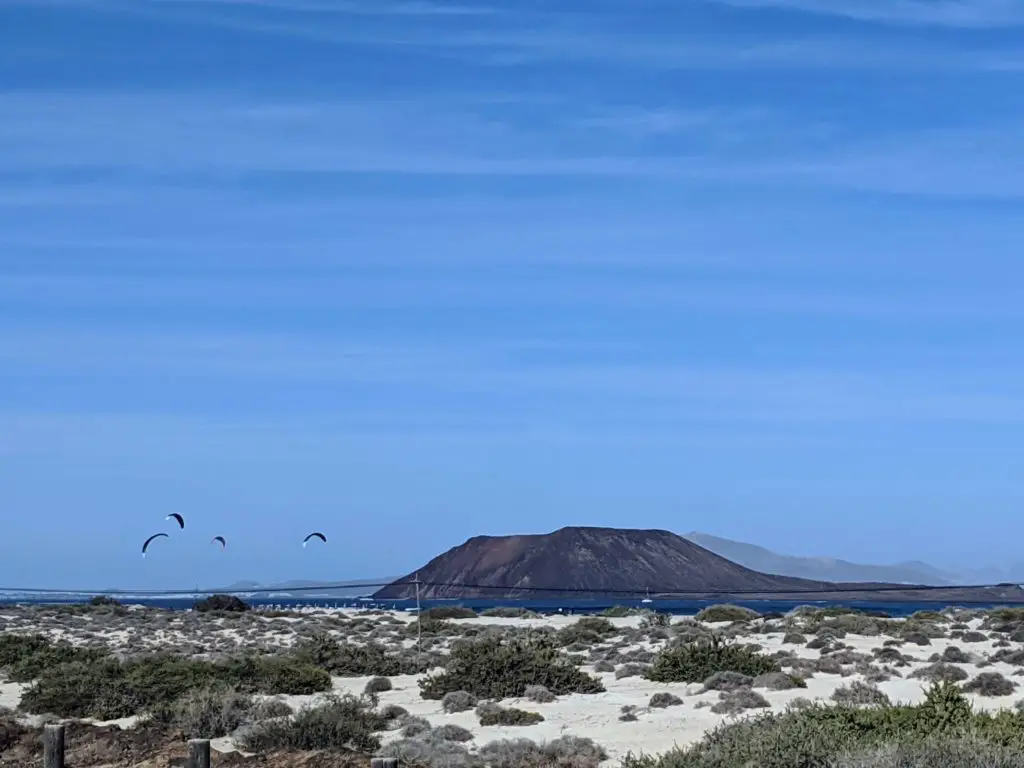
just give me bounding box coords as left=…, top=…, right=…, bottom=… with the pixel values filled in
left=831, top=680, right=891, bottom=708
left=239, top=694, right=386, bottom=753
left=151, top=684, right=253, bottom=738
left=964, top=672, right=1017, bottom=697
left=523, top=684, right=556, bottom=703
left=365, top=676, right=393, bottom=694
left=753, top=671, right=806, bottom=690
left=442, top=690, right=478, bottom=713
left=710, top=689, right=770, bottom=715
left=477, top=735, right=608, bottom=768
left=649, top=692, right=683, bottom=708
left=911, top=663, right=969, bottom=684
left=476, top=702, right=544, bottom=727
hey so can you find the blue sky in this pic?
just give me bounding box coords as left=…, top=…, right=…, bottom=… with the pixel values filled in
left=2, top=0, right=1023, bottom=591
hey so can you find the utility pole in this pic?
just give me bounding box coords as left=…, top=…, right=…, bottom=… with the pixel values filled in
left=414, top=572, right=422, bottom=669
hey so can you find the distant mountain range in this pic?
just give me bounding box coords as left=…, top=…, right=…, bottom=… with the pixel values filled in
left=214, top=577, right=396, bottom=598
left=372, top=526, right=1024, bottom=603
left=682, top=532, right=1024, bottom=586
left=373, top=526, right=838, bottom=599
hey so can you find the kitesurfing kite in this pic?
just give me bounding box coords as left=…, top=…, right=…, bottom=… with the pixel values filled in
left=211, top=536, right=226, bottom=550
left=166, top=513, right=185, bottom=530
left=142, top=533, right=168, bottom=557
left=302, top=532, right=327, bottom=548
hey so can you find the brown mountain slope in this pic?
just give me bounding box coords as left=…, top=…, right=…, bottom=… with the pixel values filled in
left=373, top=526, right=848, bottom=599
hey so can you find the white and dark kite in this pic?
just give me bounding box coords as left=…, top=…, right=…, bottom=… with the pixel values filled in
left=302, top=532, right=327, bottom=548
left=141, top=532, right=168, bottom=557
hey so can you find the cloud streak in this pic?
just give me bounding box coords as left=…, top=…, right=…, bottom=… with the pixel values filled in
left=706, top=0, right=1024, bottom=28
left=2, top=327, right=1023, bottom=428
left=3, top=91, right=1024, bottom=198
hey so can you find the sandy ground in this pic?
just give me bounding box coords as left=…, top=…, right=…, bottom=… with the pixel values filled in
left=4, top=606, right=1024, bottom=765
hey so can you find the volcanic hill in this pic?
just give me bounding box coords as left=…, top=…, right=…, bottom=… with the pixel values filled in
left=373, top=526, right=841, bottom=599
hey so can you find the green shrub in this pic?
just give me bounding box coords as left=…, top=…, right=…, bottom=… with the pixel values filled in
left=252, top=698, right=294, bottom=720
left=695, top=605, right=761, bottom=623
left=441, top=690, right=477, bottom=713
left=711, top=689, right=770, bottom=715
left=911, top=663, right=969, bottom=684
left=831, top=681, right=891, bottom=708
left=419, top=635, right=604, bottom=700
left=19, top=652, right=329, bottom=719
left=602, top=605, right=636, bottom=617
left=646, top=636, right=779, bottom=684
left=620, top=682, right=1024, bottom=768
left=0, top=706, right=28, bottom=753
left=753, top=671, right=806, bottom=690
left=477, top=735, right=607, bottom=768
left=89, top=595, right=122, bottom=607
left=240, top=694, right=386, bottom=753
left=401, top=715, right=432, bottom=738
left=523, top=684, right=556, bottom=703
left=477, top=703, right=544, bottom=726
left=834, top=736, right=1024, bottom=768
left=293, top=634, right=417, bottom=676
left=0, top=633, right=106, bottom=682
left=649, top=692, right=683, bottom=708
left=432, top=723, right=474, bottom=742
left=702, top=671, right=753, bottom=692
left=364, top=676, right=393, bottom=694
left=151, top=684, right=253, bottom=738
left=481, top=607, right=539, bottom=618
left=556, top=617, right=620, bottom=646
left=964, top=672, right=1016, bottom=697
left=420, top=606, right=477, bottom=620
left=193, top=594, right=249, bottom=613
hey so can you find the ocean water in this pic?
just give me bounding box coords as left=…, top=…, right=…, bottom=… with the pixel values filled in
left=3, top=596, right=1016, bottom=617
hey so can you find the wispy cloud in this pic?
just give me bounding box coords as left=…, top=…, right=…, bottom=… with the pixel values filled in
left=39, top=0, right=1024, bottom=72
left=3, top=91, right=1024, bottom=198
left=14, top=0, right=498, bottom=15
left=2, top=327, right=1023, bottom=428
left=0, top=268, right=1018, bottom=318
left=706, top=0, right=1024, bottom=28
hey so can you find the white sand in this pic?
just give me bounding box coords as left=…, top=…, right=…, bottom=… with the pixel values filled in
left=5, top=608, right=1024, bottom=765
left=0, top=681, right=27, bottom=711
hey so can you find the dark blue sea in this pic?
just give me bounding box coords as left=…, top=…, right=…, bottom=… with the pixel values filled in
left=3, top=596, right=1017, bottom=617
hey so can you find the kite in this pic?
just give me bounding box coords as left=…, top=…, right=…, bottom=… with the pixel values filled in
left=142, top=533, right=168, bottom=557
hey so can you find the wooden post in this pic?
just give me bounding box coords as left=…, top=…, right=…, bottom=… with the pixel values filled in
left=371, top=759, right=399, bottom=768
left=186, top=739, right=211, bottom=768
left=42, top=723, right=65, bottom=768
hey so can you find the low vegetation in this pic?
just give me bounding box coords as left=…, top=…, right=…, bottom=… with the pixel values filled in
left=622, top=682, right=1024, bottom=768
left=420, top=606, right=478, bottom=620
left=0, top=633, right=106, bottom=682
left=151, top=684, right=254, bottom=738
left=556, top=617, right=620, bottom=646
left=239, top=694, right=387, bottom=753
left=476, top=702, right=545, bottom=726
left=695, top=605, right=761, bottom=623
left=6, top=633, right=331, bottom=720
left=293, top=634, right=419, bottom=676
left=22, top=653, right=330, bottom=720
left=193, top=594, right=250, bottom=613
left=646, top=635, right=779, bottom=683
left=419, top=634, right=605, bottom=700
